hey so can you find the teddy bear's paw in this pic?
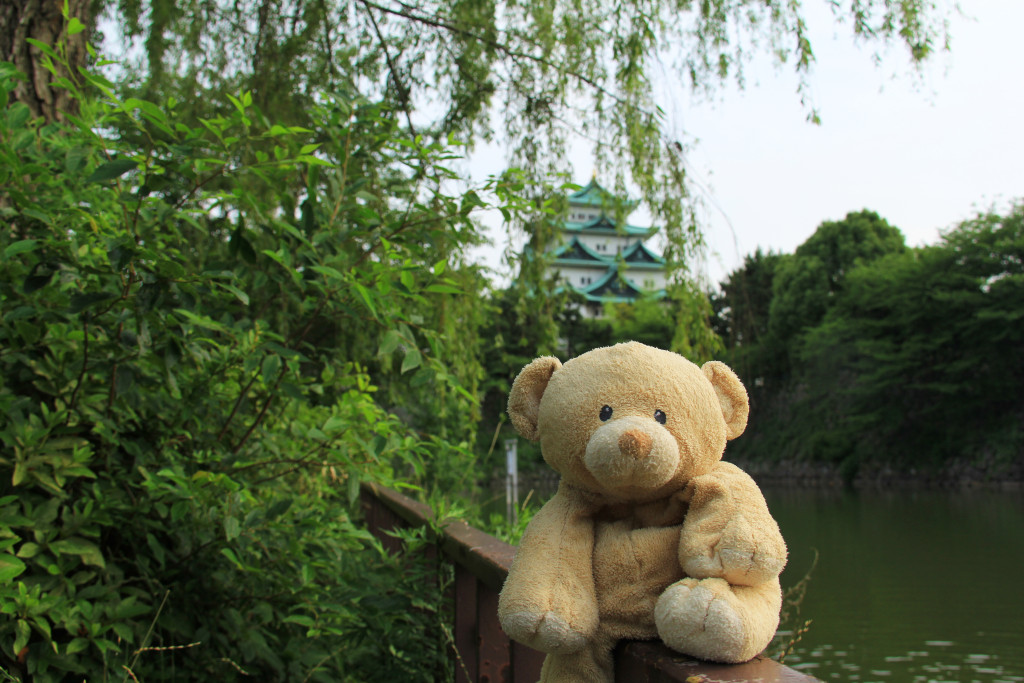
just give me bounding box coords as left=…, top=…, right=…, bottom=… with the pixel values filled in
left=500, top=610, right=589, bottom=654
left=682, top=518, right=787, bottom=587
left=683, top=543, right=786, bottom=587
left=654, top=577, right=749, bottom=664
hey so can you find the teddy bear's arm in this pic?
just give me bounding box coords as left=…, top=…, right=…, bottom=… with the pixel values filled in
left=678, top=461, right=787, bottom=587
left=498, top=488, right=599, bottom=654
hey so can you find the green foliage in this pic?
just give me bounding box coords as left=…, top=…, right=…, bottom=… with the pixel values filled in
left=716, top=204, right=1024, bottom=474
left=768, top=209, right=906, bottom=353
left=798, top=204, right=1024, bottom=466
left=92, top=0, right=952, bottom=306
left=710, top=248, right=786, bottom=382
left=0, top=35, right=496, bottom=680
left=558, top=286, right=721, bottom=363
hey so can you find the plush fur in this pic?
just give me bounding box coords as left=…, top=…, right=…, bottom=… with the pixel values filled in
left=498, top=342, right=787, bottom=682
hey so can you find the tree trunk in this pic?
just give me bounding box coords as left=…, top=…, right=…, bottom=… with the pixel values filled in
left=0, top=0, right=92, bottom=124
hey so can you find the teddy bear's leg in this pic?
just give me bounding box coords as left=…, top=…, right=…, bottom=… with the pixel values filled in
left=654, top=576, right=782, bottom=664
left=539, top=633, right=615, bottom=683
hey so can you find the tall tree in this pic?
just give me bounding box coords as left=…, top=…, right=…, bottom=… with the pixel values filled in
left=769, top=209, right=907, bottom=350
left=799, top=202, right=1024, bottom=467
left=0, top=0, right=91, bottom=122
left=712, top=248, right=786, bottom=381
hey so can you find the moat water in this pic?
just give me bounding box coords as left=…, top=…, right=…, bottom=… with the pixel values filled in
left=765, top=487, right=1024, bottom=682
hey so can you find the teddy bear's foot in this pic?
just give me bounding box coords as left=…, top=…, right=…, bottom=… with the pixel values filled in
left=654, top=577, right=779, bottom=664
left=501, top=610, right=589, bottom=654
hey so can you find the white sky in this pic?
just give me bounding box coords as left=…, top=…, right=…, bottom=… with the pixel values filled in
left=468, top=0, right=1024, bottom=288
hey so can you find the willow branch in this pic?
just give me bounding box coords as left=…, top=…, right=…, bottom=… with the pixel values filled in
left=356, top=0, right=418, bottom=136
left=359, top=0, right=636, bottom=111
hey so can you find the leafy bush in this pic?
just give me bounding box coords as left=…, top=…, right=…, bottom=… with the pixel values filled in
left=0, top=38, right=489, bottom=682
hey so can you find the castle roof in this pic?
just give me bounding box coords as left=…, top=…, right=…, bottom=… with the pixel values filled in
left=567, top=179, right=639, bottom=211
left=620, top=240, right=665, bottom=268
left=562, top=215, right=655, bottom=238
left=551, top=236, right=606, bottom=264
left=576, top=268, right=666, bottom=302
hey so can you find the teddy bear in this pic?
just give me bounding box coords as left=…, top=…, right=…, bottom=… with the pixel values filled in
left=497, top=341, right=787, bottom=682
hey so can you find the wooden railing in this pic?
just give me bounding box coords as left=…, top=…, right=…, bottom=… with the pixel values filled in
left=360, top=482, right=819, bottom=683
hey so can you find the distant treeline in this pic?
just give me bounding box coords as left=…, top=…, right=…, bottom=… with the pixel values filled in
left=708, top=206, right=1024, bottom=481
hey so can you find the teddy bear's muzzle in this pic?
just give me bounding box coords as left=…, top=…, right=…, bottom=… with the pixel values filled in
left=583, top=416, right=680, bottom=493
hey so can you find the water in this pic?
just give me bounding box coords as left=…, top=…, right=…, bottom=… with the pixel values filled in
left=488, top=482, right=1024, bottom=681
left=765, top=487, right=1024, bottom=682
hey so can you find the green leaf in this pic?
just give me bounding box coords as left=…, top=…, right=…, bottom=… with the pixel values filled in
left=13, top=619, right=30, bottom=655
left=0, top=553, right=27, bottom=581
left=220, top=547, right=243, bottom=569
left=215, top=282, right=250, bottom=305
left=262, top=354, right=281, bottom=381
left=16, top=542, right=41, bottom=559
left=224, top=517, right=240, bottom=541
left=401, top=347, right=422, bottom=373
left=49, top=537, right=105, bottom=568
left=174, top=308, right=231, bottom=334
left=15, top=320, right=40, bottom=344
left=67, top=17, right=86, bottom=34
left=124, top=97, right=167, bottom=124
left=379, top=329, right=403, bottom=356
left=65, top=145, right=89, bottom=172
left=283, top=614, right=315, bottom=627
left=4, top=239, right=38, bottom=258
left=425, top=284, right=463, bottom=294
left=310, top=265, right=345, bottom=281
left=25, top=38, right=57, bottom=59
left=21, top=208, right=52, bottom=225
left=352, top=282, right=377, bottom=318
left=86, top=159, right=138, bottom=183
left=7, top=102, right=31, bottom=129
left=323, top=416, right=347, bottom=433
left=347, top=473, right=360, bottom=505
left=297, top=154, right=333, bottom=167
left=12, top=461, right=27, bottom=486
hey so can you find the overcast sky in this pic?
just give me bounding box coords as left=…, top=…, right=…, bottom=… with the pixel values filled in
left=469, top=0, right=1024, bottom=288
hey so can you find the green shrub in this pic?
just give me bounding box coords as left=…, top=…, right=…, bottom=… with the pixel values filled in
left=0, top=40, right=485, bottom=682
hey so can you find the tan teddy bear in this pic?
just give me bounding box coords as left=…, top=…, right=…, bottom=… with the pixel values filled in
left=498, top=342, right=787, bottom=682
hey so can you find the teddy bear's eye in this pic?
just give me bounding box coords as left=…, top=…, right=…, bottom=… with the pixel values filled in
left=600, top=405, right=613, bottom=421
left=654, top=409, right=667, bottom=425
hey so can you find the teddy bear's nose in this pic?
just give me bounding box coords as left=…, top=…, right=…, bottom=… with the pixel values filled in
left=619, top=430, right=653, bottom=459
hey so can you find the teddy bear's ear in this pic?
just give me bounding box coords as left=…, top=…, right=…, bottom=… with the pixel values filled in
left=507, top=356, right=562, bottom=441
left=701, top=361, right=749, bottom=440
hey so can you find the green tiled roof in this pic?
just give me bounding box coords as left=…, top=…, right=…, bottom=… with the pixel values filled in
left=567, top=179, right=613, bottom=207
left=551, top=237, right=606, bottom=263
left=567, top=179, right=639, bottom=210
left=562, top=215, right=654, bottom=237
left=621, top=240, right=665, bottom=266
left=558, top=266, right=667, bottom=303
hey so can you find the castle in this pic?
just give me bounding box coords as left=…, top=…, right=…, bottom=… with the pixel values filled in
left=548, top=179, right=667, bottom=317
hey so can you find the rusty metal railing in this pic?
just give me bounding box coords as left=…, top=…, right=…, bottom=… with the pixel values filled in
left=360, top=482, right=818, bottom=683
